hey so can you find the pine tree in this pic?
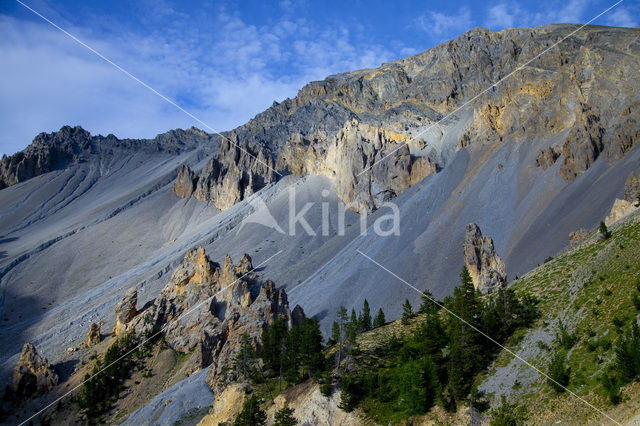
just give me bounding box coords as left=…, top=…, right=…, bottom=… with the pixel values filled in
left=350, top=308, right=358, bottom=327
left=373, top=308, right=386, bottom=328
left=547, top=351, right=570, bottom=393
left=233, top=395, right=266, bottom=425
left=333, top=306, right=349, bottom=369
left=234, top=333, right=257, bottom=381
left=599, top=220, right=611, bottom=239
left=419, top=289, right=438, bottom=314
left=298, top=318, right=324, bottom=379
left=359, top=299, right=372, bottom=331
left=274, top=404, right=297, bottom=426
left=261, top=317, right=288, bottom=371
left=490, top=395, right=527, bottom=426
left=446, top=266, right=484, bottom=400
left=614, top=322, right=640, bottom=383
left=402, top=299, right=413, bottom=324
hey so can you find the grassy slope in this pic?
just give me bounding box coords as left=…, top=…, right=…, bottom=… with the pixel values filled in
left=479, top=209, right=640, bottom=424
left=348, top=210, right=640, bottom=424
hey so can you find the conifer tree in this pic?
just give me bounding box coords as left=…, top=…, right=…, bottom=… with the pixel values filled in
left=402, top=299, right=413, bottom=324
left=333, top=306, right=349, bottom=369
left=274, top=404, right=297, bottom=426
left=615, top=322, right=640, bottom=383
left=547, top=350, right=570, bottom=392
left=419, top=289, right=438, bottom=314
left=234, top=333, right=257, bottom=382
left=373, top=308, right=386, bottom=328
left=233, top=395, right=266, bottom=425
left=446, top=266, right=484, bottom=399
left=599, top=220, right=611, bottom=239
left=350, top=308, right=358, bottom=327
left=359, top=299, right=372, bottom=331
left=298, top=318, right=324, bottom=379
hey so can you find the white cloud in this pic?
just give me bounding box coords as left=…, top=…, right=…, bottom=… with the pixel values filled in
left=0, top=10, right=398, bottom=156
left=605, top=7, right=638, bottom=28
left=486, top=3, right=522, bottom=29
left=418, top=7, right=472, bottom=38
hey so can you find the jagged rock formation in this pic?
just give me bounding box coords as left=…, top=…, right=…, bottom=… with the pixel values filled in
left=605, top=171, right=640, bottom=226
left=86, top=322, right=102, bottom=347
left=119, top=246, right=302, bottom=389
left=535, top=147, right=561, bottom=170
left=605, top=199, right=638, bottom=226
left=276, top=119, right=437, bottom=212
left=173, top=164, right=197, bottom=198
left=11, top=343, right=59, bottom=397
left=173, top=132, right=276, bottom=210
left=0, top=126, right=214, bottom=189
left=114, top=286, right=138, bottom=335
left=463, top=223, right=506, bottom=294
left=624, top=172, right=640, bottom=203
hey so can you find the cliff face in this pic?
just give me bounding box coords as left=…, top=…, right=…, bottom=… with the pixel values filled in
left=181, top=24, right=639, bottom=211
left=276, top=119, right=437, bottom=212
left=188, top=133, right=276, bottom=210
left=117, top=246, right=302, bottom=390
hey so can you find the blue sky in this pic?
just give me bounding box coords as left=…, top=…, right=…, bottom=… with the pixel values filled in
left=0, top=0, right=637, bottom=156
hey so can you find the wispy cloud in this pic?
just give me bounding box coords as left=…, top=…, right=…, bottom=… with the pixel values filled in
left=486, top=3, right=525, bottom=29
left=417, top=7, right=472, bottom=39
left=0, top=7, right=395, bottom=155
left=605, top=6, right=638, bottom=27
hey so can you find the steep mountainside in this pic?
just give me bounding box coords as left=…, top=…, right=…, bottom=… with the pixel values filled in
left=0, top=23, right=639, bottom=424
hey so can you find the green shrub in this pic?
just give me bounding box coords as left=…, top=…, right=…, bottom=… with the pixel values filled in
left=601, top=372, right=621, bottom=405
left=490, top=395, right=527, bottom=426
left=547, top=351, right=570, bottom=393
left=555, top=321, right=577, bottom=350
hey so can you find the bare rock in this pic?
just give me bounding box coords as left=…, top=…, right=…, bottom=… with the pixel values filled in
left=278, top=119, right=438, bottom=213
left=605, top=198, right=638, bottom=226
left=12, top=343, right=59, bottom=397
left=192, top=132, right=276, bottom=210
left=236, top=253, right=254, bottom=276
left=292, top=304, right=306, bottom=328
left=535, top=147, right=560, bottom=170
left=569, top=229, right=590, bottom=246
left=173, top=164, right=197, bottom=198
left=624, top=171, right=640, bottom=203
left=463, top=223, right=506, bottom=295
left=114, top=286, right=138, bottom=335
left=86, top=321, right=103, bottom=347
left=559, top=105, right=604, bottom=183
left=120, top=246, right=302, bottom=385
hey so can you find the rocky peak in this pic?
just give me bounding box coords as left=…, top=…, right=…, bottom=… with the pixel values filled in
left=1, top=126, right=214, bottom=190
left=170, top=246, right=219, bottom=290
left=114, top=286, right=138, bottom=335
left=624, top=172, right=640, bottom=203
left=172, top=132, right=276, bottom=210
left=86, top=322, right=103, bottom=347
left=173, top=164, right=197, bottom=198
left=463, top=223, right=506, bottom=295
left=12, top=343, right=59, bottom=397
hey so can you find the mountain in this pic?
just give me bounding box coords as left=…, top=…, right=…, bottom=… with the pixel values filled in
left=0, top=23, right=639, bottom=424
